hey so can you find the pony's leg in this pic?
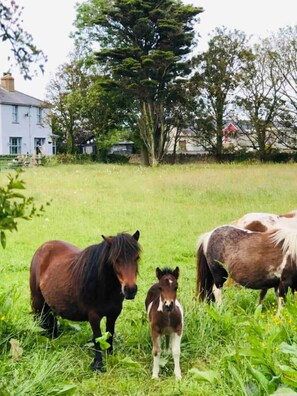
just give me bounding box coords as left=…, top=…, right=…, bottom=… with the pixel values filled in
left=88, top=311, right=103, bottom=371
left=106, top=310, right=121, bottom=354
left=40, top=304, right=58, bottom=338
left=31, top=288, right=58, bottom=337
left=212, top=285, right=223, bottom=305
left=151, top=332, right=161, bottom=379
left=171, top=333, right=182, bottom=380
left=276, top=282, right=288, bottom=316
left=258, top=289, right=268, bottom=305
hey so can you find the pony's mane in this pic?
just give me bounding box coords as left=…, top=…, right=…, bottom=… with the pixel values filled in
left=71, top=233, right=140, bottom=302
left=270, top=228, right=297, bottom=262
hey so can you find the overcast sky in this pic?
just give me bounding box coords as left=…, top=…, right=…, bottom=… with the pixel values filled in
left=1, top=0, right=297, bottom=100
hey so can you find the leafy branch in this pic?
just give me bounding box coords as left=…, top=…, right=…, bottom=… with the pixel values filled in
left=0, top=169, right=49, bottom=248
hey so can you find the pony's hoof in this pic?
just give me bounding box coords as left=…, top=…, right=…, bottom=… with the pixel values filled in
left=90, top=361, right=105, bottom=372
left=152, top=375, right=159, bottom=380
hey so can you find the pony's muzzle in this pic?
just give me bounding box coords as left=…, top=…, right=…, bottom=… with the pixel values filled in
left=123, top=285, right=138, bottom=300
left=164, top=301, right=174, bottom=312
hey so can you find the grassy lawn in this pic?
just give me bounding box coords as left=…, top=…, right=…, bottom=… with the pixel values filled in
left=1, top=162, right=297, bottom=395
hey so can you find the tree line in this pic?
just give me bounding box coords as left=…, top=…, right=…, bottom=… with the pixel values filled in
left=40, top=1, right=297, bottom=165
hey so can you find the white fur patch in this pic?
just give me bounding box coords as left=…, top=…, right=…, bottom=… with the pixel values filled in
left=270, top=228, right=297, bottom=263
left=147, top=301, right=153, bottom=319
left=157, top=296, right=163, bottom=312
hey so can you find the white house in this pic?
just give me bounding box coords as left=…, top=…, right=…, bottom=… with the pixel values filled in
left=0, top=73, right=56, bottom=156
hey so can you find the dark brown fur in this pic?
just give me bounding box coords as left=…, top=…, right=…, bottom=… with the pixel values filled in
left=30, top=231, right=140, bottom=371
left=244, top=221, right=268, bottom=232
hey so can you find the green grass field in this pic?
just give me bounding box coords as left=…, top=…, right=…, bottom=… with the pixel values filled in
left=1, top=163, right=297, bottom=395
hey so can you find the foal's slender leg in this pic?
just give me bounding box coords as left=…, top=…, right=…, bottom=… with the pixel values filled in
left=151, top=332, right=161, bottom=379
left=171, top=333, right=182, bottom=380
left=88, top=311, right=103, bottom=371
left=165, top=335, right=170, bottom=354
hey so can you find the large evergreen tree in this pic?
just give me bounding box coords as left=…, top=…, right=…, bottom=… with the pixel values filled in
left=74, top=0, right=202, bottom=165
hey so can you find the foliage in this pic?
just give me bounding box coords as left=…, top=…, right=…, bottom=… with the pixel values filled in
left=0, top=169, right=47, bottom=248
left=74, top=0, right=203, bottom=166
left=190, top=27, right=250, bottom=158
left=235, top=40, right=286, bottom=161
left=0, top=0, right=47, bottom=79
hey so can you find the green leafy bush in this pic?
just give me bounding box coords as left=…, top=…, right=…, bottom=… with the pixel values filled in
left=0, top=170, right=48, bottom=248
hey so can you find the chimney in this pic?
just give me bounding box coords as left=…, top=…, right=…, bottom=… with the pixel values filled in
left=1, top=73, right=15, bottom=92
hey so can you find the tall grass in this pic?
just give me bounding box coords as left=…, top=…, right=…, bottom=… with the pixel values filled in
left=1, top=163, right=297, bottom=395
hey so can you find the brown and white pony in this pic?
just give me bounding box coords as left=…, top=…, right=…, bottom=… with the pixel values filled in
left=145, top=267, right=183, bottom=379
left=197, top=225, right=297, bottom=314
left=198, top=210, right=297, bottom=291
left=232, top=210, right=297, bottom=232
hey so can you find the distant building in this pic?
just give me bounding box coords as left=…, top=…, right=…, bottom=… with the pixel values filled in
left=0, top=73, right=56, bottom=155
left=81, top=137, right=134, bottom=156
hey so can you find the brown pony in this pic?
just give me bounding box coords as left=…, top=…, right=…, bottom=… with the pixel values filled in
left=145, top=267, right=183, bottom=379
left=197, top=225, right=297, bottom=313
left=30, top=231, right=141, bottom=371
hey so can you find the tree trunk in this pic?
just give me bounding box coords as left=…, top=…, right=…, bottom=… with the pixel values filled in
left=138, top=101, right=165, bottom=167
left=141, top=144, right=150, bottom=166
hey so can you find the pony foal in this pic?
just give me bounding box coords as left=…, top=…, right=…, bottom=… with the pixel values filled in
left=145, top=267, right=183, bottom=379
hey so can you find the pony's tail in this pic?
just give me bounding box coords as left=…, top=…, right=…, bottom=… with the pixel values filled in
left=196, top=241, right=215, bottom=302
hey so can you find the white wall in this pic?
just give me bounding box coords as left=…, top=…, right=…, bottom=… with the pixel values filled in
left=0, top=104, right=53, bottom=155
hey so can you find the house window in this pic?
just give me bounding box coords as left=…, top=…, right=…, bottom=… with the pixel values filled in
left=52, top=140, right=57, bottom=155
left=9, top=137, right=22, bottom=154
left=37, top=108, right=42, bottom=124
left=12, top=105, right=18, bottom=123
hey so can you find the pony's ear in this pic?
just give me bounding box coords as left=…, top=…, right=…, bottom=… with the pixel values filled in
left=102, top=235, right=112, bottom=245
left=173, top=267, right=179, bottom=280
left=133, top=230, right=140, bottom=241
left=156, top=267, right=163, bottom=280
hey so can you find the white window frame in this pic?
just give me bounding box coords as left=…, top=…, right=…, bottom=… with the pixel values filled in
left=12, top=105, right=18, bottom=123
left=37, top=107, right=42, bottom=124
left=9, top=137, right=22, bottom=154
